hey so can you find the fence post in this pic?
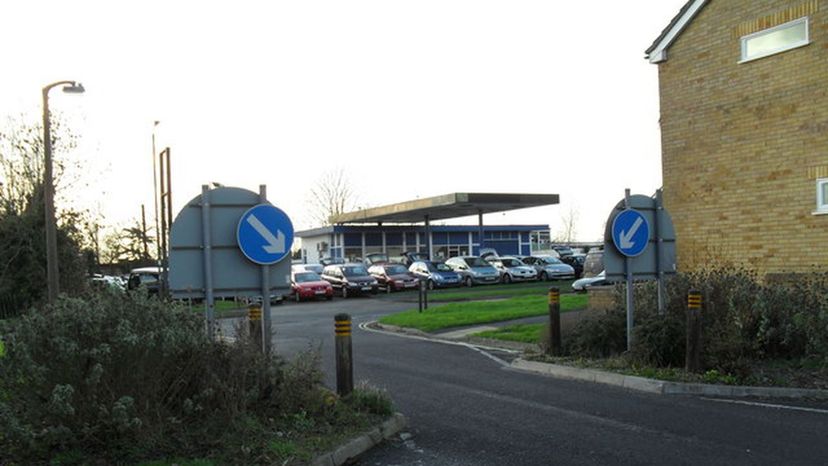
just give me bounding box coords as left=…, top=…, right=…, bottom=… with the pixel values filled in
left=248, top=303, right=263, bottom=350
left=335, top=313, right=354, bottom=396
left=686, top=289, right=702, bottom=372
left=547, top=287, right=562, bottom=355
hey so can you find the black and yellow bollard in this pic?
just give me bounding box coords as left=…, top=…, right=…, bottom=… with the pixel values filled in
left=335, top=314, right=354, bottom=396
left=547, top=287, right=562, bottom=355
left=685, top=289, right=703, bottom=372
left=248, top=303, right=263, bottom=350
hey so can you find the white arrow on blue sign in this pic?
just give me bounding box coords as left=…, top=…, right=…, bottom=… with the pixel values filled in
left=237, top=204, right=294, bottom=265
left=611, top=209, right=650, bottom=257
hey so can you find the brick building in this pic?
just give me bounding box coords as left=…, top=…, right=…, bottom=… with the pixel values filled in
left=646, top=0, right=827, bottom=276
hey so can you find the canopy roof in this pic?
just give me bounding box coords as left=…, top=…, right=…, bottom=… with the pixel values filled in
left=331, top=192, right=559, bottom=224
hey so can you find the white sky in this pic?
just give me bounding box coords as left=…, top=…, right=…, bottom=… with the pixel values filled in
left=0, top=1, right=686, bottom=243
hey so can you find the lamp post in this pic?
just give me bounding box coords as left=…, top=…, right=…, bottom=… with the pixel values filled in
left=42, top=80, right=85, bottom=304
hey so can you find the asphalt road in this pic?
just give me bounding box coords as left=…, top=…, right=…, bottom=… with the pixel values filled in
left=220, top=295, right=828, bottom=466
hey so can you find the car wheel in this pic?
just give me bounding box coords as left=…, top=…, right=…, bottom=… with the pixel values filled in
left=465, top=276, right=473, bottom=287
left=326, top=294, right=333, bottom=301
left=342, top=287, right=348, bottom=299
left=427, top=279, right=435, bottom=291
left=540, top=271, right=548, bottom=281
left=503, top=274, right=512, bottom=284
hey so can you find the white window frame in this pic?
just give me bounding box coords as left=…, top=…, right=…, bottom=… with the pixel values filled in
left=816, top=178, right=828, bottom=215
left=739, top=17, right=809, bottom=63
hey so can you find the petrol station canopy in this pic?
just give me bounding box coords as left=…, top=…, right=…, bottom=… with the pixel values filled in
left=330, top=192, right=560, bottom=224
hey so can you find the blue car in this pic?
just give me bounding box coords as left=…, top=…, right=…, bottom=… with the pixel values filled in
left=408, top=260, right=462, bottom=290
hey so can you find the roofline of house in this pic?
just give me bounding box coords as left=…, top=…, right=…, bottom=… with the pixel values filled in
left=645, top=0, right=708, bottom=64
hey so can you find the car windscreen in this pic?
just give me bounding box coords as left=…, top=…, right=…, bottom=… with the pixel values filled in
left=343, top=266, right=369, bottom=277
left=384, top=265, right=408, bottom=275
left=294, top=272, right=321, bottom=283
left=501, top=259, right=522, bottom=267
left=541, top=257, right=563, bottom=264
left=465, top=257, right=489, bottom=267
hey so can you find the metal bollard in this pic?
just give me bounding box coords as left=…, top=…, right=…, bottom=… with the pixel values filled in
left=418, top=280, right=424, bottom=313
left=547, top=287, right=562, bottom=355
left=248, top=303, right=263, bottom=350
left=335, top=313, right=354, bottom=396
left=685, top=289, right=702, bottom=372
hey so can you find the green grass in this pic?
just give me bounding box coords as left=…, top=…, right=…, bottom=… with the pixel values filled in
left=425, top=279, right=576, bottom=302
left=474, top=323, right=543, bottom=343
left=379, top=294, right=587, bottom=332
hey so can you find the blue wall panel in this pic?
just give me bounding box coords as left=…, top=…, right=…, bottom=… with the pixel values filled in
left=449, top=232, right=468, bottom=244
left=365, top=233, right=382, bottom=246
left=344, top=233, right=362, bottom=247
left=386, top=233, right=403, bottom=246
left=432, top=232, right=449, bottom=245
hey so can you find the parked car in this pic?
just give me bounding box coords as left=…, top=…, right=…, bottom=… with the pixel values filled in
left=560, top=254, right=586, bottom=279
left=582, top=250, right=604, bottom=278
left=408, top=260, right=462, bottom=290
left=552, top=245, right=574, bottom=257
left=486, top=256, right=537, bottom=283
left=292, top=263, right=324, bottom=274
left=290, top=271, right=333, bottom=302
left=319, top=257, right=346, bottom=266
left=321, top=264, right=378, bottom=298
left=90, top=274, right=125, bottom=292
left=519, top=255, right=575, bottom=281
left=368, top=263, right=420, bottom=292
left=127, top=266, right=162, bottom=294
left=364, top=253, right=390, bottom=266
left=445, top=256, right=500, bottom=287
left=572, top=271, right=608, bottom=292
left=400, top=251, right=430, bottom=266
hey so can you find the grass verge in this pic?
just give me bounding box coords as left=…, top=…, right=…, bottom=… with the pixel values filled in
left=424, top=280, right=576, bottom=302
left=378, top=294, right=587, bottom=332
left=474, top=323, right=543, bottom=344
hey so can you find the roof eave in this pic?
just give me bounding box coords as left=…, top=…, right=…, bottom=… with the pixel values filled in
left=645, top=0, right=708, bottom=64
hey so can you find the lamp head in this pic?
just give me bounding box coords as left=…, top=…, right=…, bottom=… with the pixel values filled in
left=62, top=82, right=85, bottom=94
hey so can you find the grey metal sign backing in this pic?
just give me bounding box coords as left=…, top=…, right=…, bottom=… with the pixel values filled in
left=603, top=191, right=676, bottom=283
left=169, top=185, right=291, bottom=353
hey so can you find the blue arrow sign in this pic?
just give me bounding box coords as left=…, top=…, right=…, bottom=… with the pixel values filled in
left=237, top=204, right=294, bottom=265
left=611, top=209, right=650, bottom=257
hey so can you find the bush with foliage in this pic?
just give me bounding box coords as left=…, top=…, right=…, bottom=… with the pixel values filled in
left=563, top=268, right=828, bottom=377
left=0, top=290, right=392, bottom=464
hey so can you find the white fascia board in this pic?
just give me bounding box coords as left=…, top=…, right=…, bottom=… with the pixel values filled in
left=648, top=0, right=708, bottom=64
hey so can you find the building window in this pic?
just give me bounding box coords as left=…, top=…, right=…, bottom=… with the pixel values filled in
left=817, top=178, right=828, bottom=214
left=740, top=17, right=809, bottom=63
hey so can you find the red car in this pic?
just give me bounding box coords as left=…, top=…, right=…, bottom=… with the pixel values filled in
left=368, top=264, right=420, bottom=292
left=291, top=271, right=333, bottom=302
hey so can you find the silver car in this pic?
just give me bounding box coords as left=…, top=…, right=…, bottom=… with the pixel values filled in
left=519, top=255, right=575, bottom=281
left=487, top=256, right=538, bottom=283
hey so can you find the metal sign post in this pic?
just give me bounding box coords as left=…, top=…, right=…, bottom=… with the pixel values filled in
left=200, top=185, right=215, bottom=338
left=259, top=185, right=272, bottom=355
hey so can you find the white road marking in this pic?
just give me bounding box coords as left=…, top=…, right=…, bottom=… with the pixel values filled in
left=701, top=397, right=828, bottom=415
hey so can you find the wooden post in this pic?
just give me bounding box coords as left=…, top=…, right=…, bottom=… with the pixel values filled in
left=248, top=304, right=262, bottom=350
left=686, top=289, right=702, bottom=372
left=547, top=287, right=562, bottom=355
left=335, top=313, right=353, bottom=396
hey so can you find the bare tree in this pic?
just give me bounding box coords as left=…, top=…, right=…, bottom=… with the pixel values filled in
left=306, top=168, right=358, bottom=226
left=553, top=205, right=580, bottom=243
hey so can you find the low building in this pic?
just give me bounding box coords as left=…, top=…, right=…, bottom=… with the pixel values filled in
left=296, top=192, right=558, bottom=263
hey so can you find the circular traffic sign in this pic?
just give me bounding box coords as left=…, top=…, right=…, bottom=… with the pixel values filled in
left=237, top=204, right=294, bottom=265
left=611, top=209, right=650, bottom=257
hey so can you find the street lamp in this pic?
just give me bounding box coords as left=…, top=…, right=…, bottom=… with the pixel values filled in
left=42, top=80, right=85, bottom=304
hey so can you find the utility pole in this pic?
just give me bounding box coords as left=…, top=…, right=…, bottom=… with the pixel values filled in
left=141, top=204, right=149, bottom=260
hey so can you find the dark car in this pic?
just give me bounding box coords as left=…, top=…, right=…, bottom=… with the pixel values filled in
left=560, top=254, right=585, bottom=279
left=552, top=245, right=574, bottom=257
left=408, top=260, right=462, bottom=290
left=291, top=271, right=333, bottom=302
left=321, top=264, right=378, bottom=298
left=445, top=256, right=500, bottom=287
left=127, top=266, right=162, bottom=294
left=368, top=263, right=420, bottom=292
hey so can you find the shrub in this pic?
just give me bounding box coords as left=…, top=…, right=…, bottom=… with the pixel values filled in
left=564, top=309, right=627, bottom=358
left=0, top=290, right=387, bottom=464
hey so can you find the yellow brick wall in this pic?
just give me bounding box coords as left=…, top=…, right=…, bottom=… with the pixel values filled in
left=657, top=0, right=828, bottom=275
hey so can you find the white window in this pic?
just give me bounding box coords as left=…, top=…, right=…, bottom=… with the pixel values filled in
left=817, top=178, right=828, bottom=214
left=740, top=17, right=809, bottom=63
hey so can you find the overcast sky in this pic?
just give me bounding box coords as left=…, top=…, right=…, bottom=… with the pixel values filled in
left=0, top=1, right=686, bottom=243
